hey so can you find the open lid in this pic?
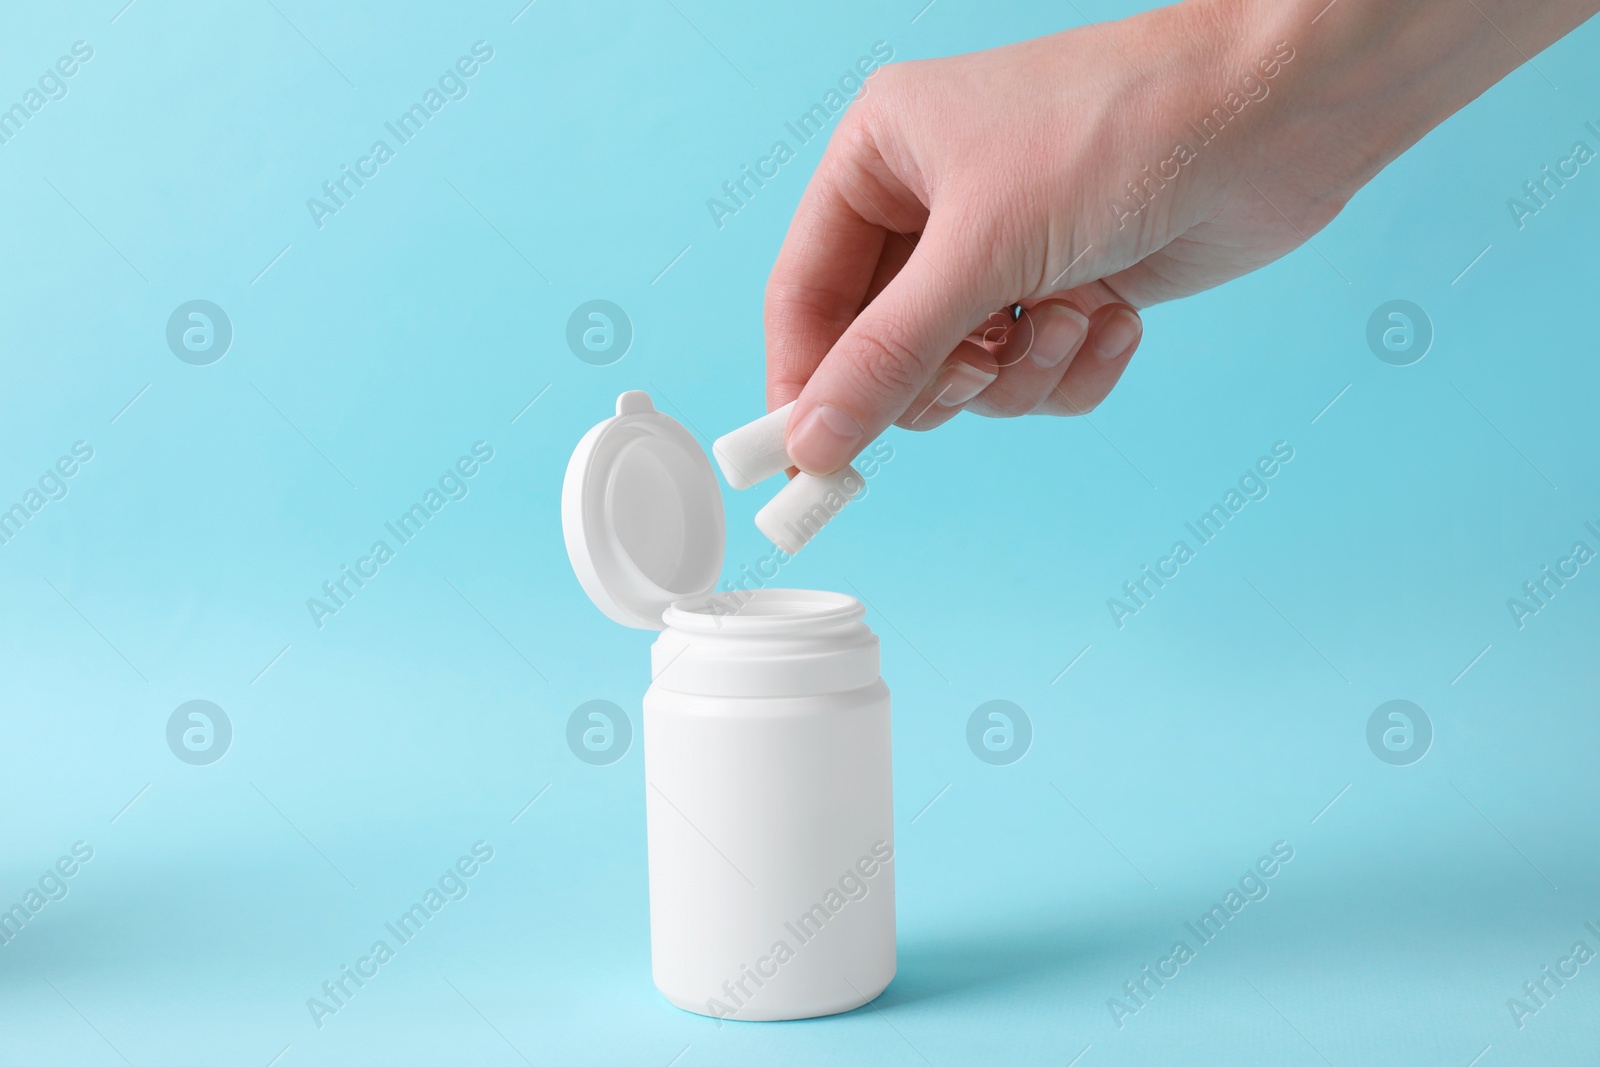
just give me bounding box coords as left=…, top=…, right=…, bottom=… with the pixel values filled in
left=562, top=390, right=726, bottom=630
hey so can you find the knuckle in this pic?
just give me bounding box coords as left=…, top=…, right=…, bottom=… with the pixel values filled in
left=857, top=61, right=908, bottom=106
left=847, top=325, right=926, bottom=399
left=836, top=63, right=918, bottom=160
left=765, top=277, right=847, bottom=331
left=832, top=65, right=910, bottom=153
left=824, top=106, right=876, bottom=165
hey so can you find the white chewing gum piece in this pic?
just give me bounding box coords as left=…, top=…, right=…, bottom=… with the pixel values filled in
left=754, top=466, right=866, bottom=555
left=712, top=401, right=796, bottom=490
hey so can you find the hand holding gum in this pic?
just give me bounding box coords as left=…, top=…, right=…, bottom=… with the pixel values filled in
left=712, top=401, right=866, bottom=553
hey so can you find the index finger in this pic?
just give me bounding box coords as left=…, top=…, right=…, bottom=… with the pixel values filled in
left=763, top=167, right=889, bottom=414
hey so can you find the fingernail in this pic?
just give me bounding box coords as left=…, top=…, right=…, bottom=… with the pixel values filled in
left=1029, top=305, right=1090, bottom=369
left=786, top=404, right=864, bottom=474
left=934, top=362, right=998, bottom=407
left=1093, top=308, right=1142, bottom=362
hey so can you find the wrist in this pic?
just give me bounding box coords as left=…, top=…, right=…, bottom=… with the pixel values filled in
left=1191, top=0, right=1600, bottom=203
left=1178, top=0, right=1394, bottom=204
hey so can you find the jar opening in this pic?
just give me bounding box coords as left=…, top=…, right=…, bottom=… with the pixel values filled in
left=663, top=588, right=863, bottom=632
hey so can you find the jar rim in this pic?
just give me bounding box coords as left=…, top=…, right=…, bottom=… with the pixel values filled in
left=662, top=588, right=863, bottom=633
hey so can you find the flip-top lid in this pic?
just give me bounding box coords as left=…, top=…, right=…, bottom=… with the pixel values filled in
left=562, top=391, right=726, bottom=630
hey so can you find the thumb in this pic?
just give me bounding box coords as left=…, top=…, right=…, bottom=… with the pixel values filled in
left=784, top=222, right=999, bottom=474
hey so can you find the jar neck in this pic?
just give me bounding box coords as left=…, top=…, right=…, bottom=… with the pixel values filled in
left=652, top=589, right=880, bottom=697
left=661, top=588, right=863, bottom=635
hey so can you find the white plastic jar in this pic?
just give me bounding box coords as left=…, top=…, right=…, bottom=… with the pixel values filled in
left=648, top=589, right=894, bottom=1020
left=563, top=392, right=896, bottom=1021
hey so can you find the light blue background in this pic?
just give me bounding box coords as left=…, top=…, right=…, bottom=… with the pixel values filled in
left=2, top=1, right=1598, bottom=1064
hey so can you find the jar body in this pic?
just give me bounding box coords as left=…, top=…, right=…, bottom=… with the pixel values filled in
left=642, top=591, right=894, bottom=1021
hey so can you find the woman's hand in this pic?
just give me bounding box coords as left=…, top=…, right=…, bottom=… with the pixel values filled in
left=764, top=0, right=1600, bottom=475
